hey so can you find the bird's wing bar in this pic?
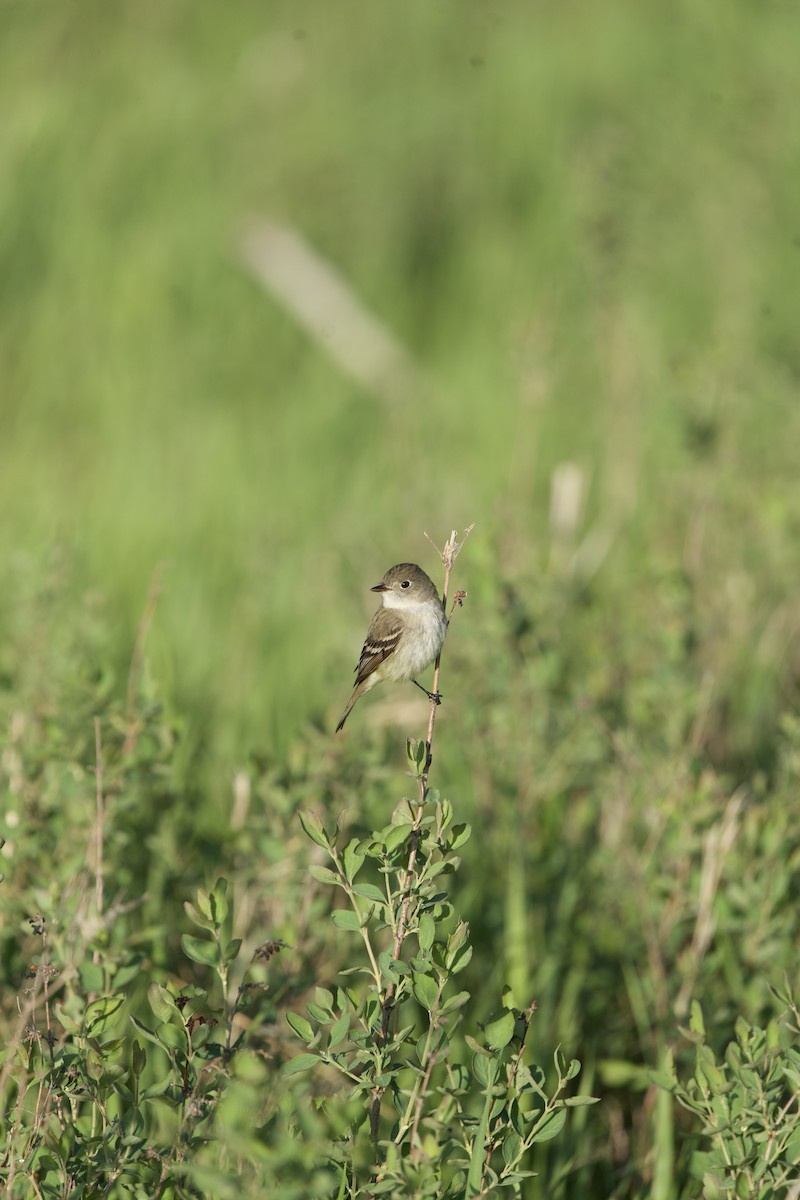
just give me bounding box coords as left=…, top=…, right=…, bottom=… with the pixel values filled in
left=353, top=614, right=403, bottom=686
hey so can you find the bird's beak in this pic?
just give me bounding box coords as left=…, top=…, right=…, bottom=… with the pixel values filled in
left=371, top=582, right=389, bottom=592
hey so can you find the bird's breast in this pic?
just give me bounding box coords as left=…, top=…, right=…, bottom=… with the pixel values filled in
left=384, top=602, right=447, bottom=680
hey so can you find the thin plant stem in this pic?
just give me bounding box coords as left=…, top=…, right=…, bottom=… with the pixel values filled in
left=368, top=525, right=473, bottom=1145
left=329, top=844, right=384, bottom=986
left=40, top=926, right=55, bottom=1074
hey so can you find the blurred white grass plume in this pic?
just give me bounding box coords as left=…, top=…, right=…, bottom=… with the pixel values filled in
left=239, top=220, right=425, bottom=404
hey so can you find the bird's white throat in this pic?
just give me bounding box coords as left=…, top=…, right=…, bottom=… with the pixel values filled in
left=380, top=591, right=428, bottom=611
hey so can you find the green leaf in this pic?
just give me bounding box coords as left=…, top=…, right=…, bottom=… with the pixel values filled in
left=564, top=1058, right=581, bottom=1081
left=129, top=1015, right=163, bottom=1048
left=331, top=909, right=361, bottom=932
left=440, top=990, right=471, bottom=1015
left=402, top=739, right=422, bottom=768
left=113, top=958, right=146, bottom=990
left=468, top=1063, right=495, bottom=1194
left=690, top=999, right=706, bottom=1038
left=174, top=985, right=208, bottom=1018
left=131, top=1040, right=146, bottom=1078
left=520, top=1063, right=547, bottom=1097
left=451, top=945, right=473, bottom=974
left=314, top=988, right=334, bottom=1012
left=210, top=878, right=229, bottom=925
left=530, top=1107, right=567, bottom=1143
left=159, top=1022, right=188, bottom=1052
left=734, top=1015, right=752, bottom=1047
left=465, top=1035, right=489, bottom=1056
left=352, top=882, right=386, bottom=903
left=286, top=1012, right=315, bottom=1043
left=283, top=1053, right=320, bottom=1077
left=84, top=994, right=126, bottom=1036
left=418, top=913, right=436, bottom=952
left=696, top=1045, right=725, bottom=1089
left=184, top=900, right=215, bottom=931
left=735, top=1173, right=751, bottom=1199
left=147, top=982, right=177, bottom=1024
left=181, top=934, right=219, bottom=968
left=223, top=937, right=242, bottom=965
left=382, top=824, right=412, bottom=853
left=426, top=859, right=455, bottom=880
left=309, top=864, right=341, bottom=886
left=379, top=949, right=410, bottom=983
left=502, top=1130, right=523, bottom=1167
left=484, top=1010, right=516, bottom=1050
left=412, top=971, right=439, bottom=1012
left=342, top=838, right=366, bottom=883
left=650, top=1070, right=678, bottom=1093
left=140, top=1074, right=174, bottom=1100
left=391, top=798, right=417, bottom=825
left=446, top=921, right=471, bottom=970
left=298, top=809, right=330, bottom=849
left=328, top=1011, right=350, bottom=1049
left=55, top=1003, right=81, bottom=1036
left=450, top=822, right=472, bottom=849
left=501, top=984, right=516, bottom=1009
left=188, top=1022, right=217, bottom=1050
left=473, top=1052, right=500, bottom=1089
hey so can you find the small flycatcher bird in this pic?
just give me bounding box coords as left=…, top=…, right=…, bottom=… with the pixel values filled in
left=336, top=563, right=448, bottom=731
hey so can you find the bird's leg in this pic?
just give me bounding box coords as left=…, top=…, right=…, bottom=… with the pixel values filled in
left=413, top=679, right=442, bottom=705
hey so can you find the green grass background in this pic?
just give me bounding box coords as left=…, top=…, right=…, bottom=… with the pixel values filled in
left=3, top=1, right=800, bottom=1194
left=3, top=0, right=798, bottom=754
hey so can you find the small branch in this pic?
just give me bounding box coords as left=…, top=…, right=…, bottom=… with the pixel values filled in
left=40, top=927, right=56, bottom=1073
left=0, top=981, right=46, bottom=1107
left=329, top=845, right=384, bottom=987
left=409, top=1047, right=440, bottom=1157
left=507, top=1001, right=536, bottom=1090
left=420, top=525, right=474, bottom=773
left=482, top=1004, right=537, bottom=1189
left=368, top=525, right=473, bottom=1145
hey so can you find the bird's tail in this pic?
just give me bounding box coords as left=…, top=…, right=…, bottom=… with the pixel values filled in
left=336, top=674, right=380, bottom=732
left=335, top=687, right=359, bottom=732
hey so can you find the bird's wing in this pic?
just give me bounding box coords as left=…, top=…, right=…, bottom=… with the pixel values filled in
left=353, top=608, right=404, bottom=686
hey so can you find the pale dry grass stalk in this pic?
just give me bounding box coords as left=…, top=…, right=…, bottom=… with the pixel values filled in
left=675, top=785, right=746, bottom=1018
left=0, top=977, right=46, bottom=1115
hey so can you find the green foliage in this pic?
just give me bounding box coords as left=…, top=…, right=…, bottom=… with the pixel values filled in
left=0, top=585, right=592, bottom=1196
left=654, top=992, right=800, bottom=1197
left=4, top=521, right=800, bottom=1194
left=2, top=0, right=800, bottom=751
left=290, top=797, right=594, bottom=1197
left=3, top=1, right=800, bottom=1194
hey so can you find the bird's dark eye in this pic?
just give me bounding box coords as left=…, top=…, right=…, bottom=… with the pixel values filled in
left=401, top=580, right=411, bottom=589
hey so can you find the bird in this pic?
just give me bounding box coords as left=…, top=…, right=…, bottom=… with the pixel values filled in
left=336, top=563, right=448, bottom=732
